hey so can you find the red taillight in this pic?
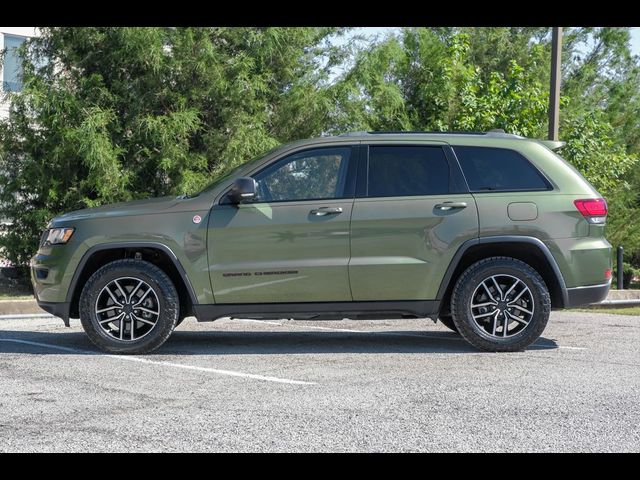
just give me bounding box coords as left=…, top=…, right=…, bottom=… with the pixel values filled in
left=574, top=198, right=608, bottom=224
left=604, top=268, right=612, bottom=280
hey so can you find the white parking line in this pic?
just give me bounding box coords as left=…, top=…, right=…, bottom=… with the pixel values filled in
left=232, top=318, right=587, bottom=349
left=0, top=338, right=316, bottom=385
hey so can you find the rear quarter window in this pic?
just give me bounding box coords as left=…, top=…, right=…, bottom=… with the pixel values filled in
left=454, top=146, right=551, bottom=192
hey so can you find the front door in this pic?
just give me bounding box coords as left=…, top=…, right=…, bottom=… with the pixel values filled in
left=349, top=143, right=479, bottom=301
left=208, top=145, right=358, bottom=304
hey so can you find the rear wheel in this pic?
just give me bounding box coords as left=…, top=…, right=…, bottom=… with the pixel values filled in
left=450, top=257, right=550, bottom=352
left=79, top=259, right=179, bottom=354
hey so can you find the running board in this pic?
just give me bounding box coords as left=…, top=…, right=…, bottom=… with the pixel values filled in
left=193, top=300, right=440, bottom=322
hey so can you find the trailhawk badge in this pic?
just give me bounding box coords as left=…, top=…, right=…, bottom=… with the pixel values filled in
left=192, top=215, right=202, bottom=224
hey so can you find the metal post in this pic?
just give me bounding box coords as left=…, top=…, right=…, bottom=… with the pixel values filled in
left=617, top=246, right=624, bottom=290
left=548, top=27, right=563, bottom=141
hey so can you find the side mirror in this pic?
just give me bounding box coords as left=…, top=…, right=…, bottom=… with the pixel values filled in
left=228, top=177, right=258, bottom=204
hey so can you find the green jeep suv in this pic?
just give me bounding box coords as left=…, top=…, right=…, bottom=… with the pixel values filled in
left=31, top=131, right=612, bottom=354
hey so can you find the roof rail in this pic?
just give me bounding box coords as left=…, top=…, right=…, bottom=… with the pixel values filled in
left=338, top=130, right=522, bottom=138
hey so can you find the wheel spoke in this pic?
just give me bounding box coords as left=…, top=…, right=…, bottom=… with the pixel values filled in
left=119, top=316, right=125, bottom=340
left=99, top=312, right=124, bottom=325
left=130, top=315, right=135, bottom=340
left=133, top=287, right=152, bottom=307
left=481, top=281, right=498, bottom=303
left=491, top=276, right=505, bottom=301
left=502, top=314, right=509, bottom=337
left=491, top=310, right=499, bottom=335
left=113, top=280, right=128, bottom=302
left=503, top=279, right=520, bottom=300
left=136, top=306, right=159, bottom=316
left=128, top=280, right=143, bottom=303
left=96, top=305, right=119, bottom=314
left=506, top=310, right=529, bottom=325
left=509, top=304, right=533, bottom=315
left=105, top=286, right=123, bottom=308
left=473, top=310, right=497, bottom=320
left=508, top=287, right=528, bottom=304
left=131, top=313, right=155, bottom=326
left=471, top=301, right=498, bottom=308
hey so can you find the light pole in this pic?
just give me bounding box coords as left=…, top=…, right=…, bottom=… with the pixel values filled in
left=548, top=27, right=563, bottom=141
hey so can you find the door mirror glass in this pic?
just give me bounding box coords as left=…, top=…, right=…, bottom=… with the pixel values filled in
left=228, top=177, right=258, bottom=204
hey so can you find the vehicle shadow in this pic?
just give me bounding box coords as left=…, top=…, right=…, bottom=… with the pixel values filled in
left=0, top=329, right=559, bottom=355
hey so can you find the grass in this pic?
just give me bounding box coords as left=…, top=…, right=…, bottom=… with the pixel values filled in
left=574, top=306, right=640, bottom=316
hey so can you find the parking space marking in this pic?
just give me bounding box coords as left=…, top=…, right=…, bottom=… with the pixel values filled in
left=0, top=338, right=316, bottom=385
left=231, top=319, right=587, bottom=350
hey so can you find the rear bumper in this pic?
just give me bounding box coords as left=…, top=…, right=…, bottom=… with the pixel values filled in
left=37, top=301, right=70, bottom=326
left=565, top=281, right=611, bottom=308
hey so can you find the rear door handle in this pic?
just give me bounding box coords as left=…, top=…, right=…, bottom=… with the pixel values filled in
left=435, top=201, right=468, bottom=211
left=310, top=207, right=343, bottom=216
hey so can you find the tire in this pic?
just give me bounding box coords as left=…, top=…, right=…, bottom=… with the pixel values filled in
left=438, top=314, right=459, bottom=333
left=79, top=259, right=179, bottom=354
left=450, top=257, right=550, bottom=352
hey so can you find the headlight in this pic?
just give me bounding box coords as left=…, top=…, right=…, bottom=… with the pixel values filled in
left=43, top=227, right=75, bottom=245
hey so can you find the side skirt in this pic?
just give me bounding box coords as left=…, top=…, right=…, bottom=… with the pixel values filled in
left=193, top=300, right=440, bottom=322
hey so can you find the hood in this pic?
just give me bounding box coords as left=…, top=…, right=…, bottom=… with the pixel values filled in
left=54, top=196, right=188, bottom=222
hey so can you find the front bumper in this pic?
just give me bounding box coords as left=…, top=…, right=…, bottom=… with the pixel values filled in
left=565, top=280, right=611, bottom=308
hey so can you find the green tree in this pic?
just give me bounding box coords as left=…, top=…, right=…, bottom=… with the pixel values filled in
left=2, top=26, right=640, bottom=272
left=339, top=27, right=639, bottom=256
left=0, top=27, right=346, bottom=266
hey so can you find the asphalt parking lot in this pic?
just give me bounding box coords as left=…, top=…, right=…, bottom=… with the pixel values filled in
left=1, top=311, right=639, bottom=452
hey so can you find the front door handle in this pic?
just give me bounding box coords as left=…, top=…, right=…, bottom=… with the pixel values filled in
left=310, top=207, right=343, bottom=216
left=435, top=201, right=468, bottom=211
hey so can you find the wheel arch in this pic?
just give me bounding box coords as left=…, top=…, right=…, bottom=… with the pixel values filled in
left=67, top=242, right=198, bottom=320
left=437, top=236, right=568, bottom=315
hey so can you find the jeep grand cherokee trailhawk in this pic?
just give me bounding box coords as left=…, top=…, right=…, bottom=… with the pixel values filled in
left=31, top=131, right=612, bottom=354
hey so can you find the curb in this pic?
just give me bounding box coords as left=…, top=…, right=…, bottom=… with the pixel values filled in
left=0, top=299, right=43, bottom=316
left=0, top=313, right=55, bottom=320
left=588, top=299, right=640, bottom=307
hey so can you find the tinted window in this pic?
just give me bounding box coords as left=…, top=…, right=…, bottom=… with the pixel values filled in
left=454, top=146, right=550, bottom=192
left=367, top=146, right=450, bottom=197
left=253, top=147, right=352, bottom=202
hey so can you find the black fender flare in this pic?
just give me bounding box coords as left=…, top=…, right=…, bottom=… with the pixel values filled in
left=436, top=235, right=569, bottom=307
left=66, top=242, right=199, bottom=306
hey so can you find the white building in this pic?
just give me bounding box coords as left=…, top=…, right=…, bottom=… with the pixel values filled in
left=1, top=27, right=38, bottom=120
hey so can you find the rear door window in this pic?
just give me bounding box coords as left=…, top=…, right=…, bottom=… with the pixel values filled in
left=366, top=146, right=451, bottom=197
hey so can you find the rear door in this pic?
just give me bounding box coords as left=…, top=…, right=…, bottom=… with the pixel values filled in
left=349, top=142, right=479, bottom=301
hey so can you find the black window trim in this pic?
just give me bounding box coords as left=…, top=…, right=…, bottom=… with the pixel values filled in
left=450, top=145, right=554, bottom=193
left=357, top=143, right=468, bottom=199
left=219, top=144, right=359, bottom=205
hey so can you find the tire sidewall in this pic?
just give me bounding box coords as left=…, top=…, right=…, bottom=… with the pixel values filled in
left=80, top=260, right=179, bottom=354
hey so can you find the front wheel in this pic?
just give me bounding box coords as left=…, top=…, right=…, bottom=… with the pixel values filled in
left=79, top=259, right=179, bottom=354
left=450, top=257, right=550, bottom=352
